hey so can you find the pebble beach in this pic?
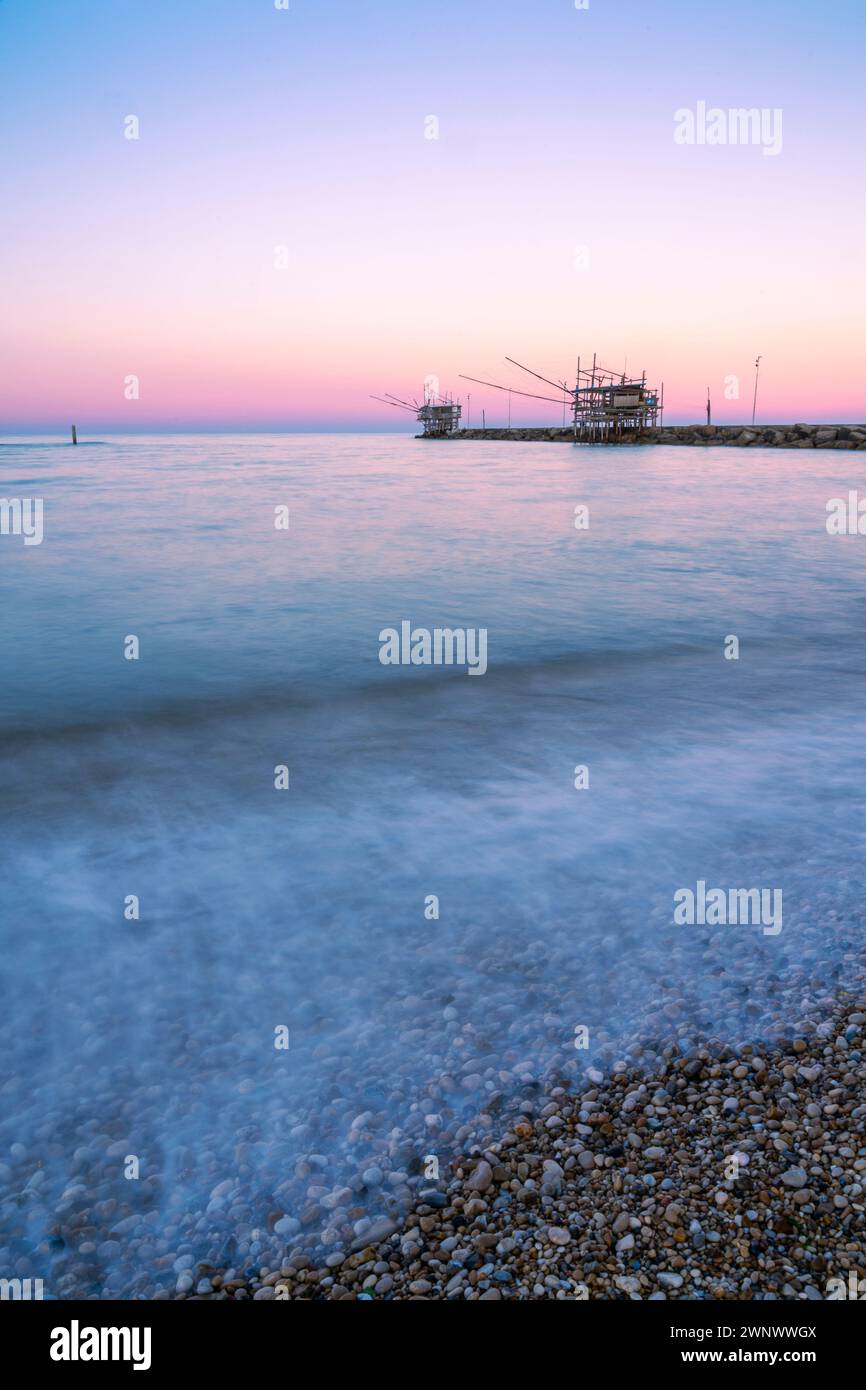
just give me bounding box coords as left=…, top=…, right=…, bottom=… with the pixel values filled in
left=184, top=989, right=866, bottom=1301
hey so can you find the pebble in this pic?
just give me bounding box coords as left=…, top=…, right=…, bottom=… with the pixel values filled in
left=781, top=1167, right=808, bottom=1189
left=547, top=1227, right=571, bottom=1246
left=466, top=1160, right=493, bottom=1193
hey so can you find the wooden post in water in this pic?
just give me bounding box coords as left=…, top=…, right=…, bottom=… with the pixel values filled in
left=71, top=424, right=78, bottom=445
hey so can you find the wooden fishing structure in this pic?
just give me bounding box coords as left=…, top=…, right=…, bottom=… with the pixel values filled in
left=459, top=354, right=662, bottom=442
left=371, top=386, right=462, bottom=437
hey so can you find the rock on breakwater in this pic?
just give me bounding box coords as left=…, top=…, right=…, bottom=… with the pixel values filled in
left=639, top=424, right=866, bottom=450
left=445, top=424, right=866, bottom=448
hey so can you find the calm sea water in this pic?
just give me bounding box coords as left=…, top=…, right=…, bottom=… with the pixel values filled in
left=2, top=432, right=865, bottom=1295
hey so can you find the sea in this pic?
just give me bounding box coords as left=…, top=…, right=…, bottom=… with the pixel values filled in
left=1, top=432, right=865, bottom=1296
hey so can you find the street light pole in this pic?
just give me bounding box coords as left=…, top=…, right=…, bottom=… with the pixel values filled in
left=751, top=356, right=762, bottom=426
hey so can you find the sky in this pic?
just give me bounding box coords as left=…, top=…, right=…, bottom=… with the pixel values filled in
left=1, top=0, right=864, bottom=431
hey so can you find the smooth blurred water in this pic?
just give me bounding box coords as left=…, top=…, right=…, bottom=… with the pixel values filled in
left=2, top=433, right=866, bottom=1296
left=3, top=431, right=866, bottom=727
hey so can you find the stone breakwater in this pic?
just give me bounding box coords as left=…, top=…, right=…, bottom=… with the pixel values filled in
left=185, top=990, right=866, bottom=1302
left=446, top=424, right=866, bottom=448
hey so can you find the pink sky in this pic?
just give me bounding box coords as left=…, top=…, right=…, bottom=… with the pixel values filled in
left=2, top=0, right=864, bottom=430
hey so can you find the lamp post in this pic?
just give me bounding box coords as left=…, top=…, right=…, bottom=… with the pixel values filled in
left=751, top=356, right=762, bottom=427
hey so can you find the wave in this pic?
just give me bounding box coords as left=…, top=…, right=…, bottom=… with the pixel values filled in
left=2, top=618, right=859, bottom=745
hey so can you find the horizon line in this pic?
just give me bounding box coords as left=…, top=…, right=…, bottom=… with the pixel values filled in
left=4, top=417, right=866, bottom=439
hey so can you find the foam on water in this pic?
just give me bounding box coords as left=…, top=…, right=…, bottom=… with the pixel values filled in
left=2, top=434, right=865, bottom=1295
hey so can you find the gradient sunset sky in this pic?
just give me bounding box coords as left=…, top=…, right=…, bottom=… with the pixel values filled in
left=2, top=0, right=864, bottom=431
